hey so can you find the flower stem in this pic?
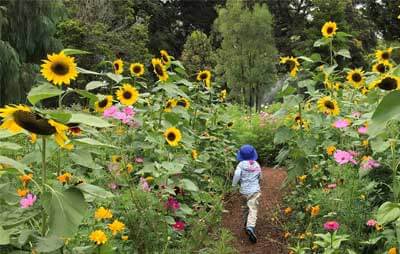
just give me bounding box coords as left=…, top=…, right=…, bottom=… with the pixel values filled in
left=41, top=136, right=47, bottom=236
left=329, top=39, right=333, bottom=66
left=330, top=232, right=333, bottom=249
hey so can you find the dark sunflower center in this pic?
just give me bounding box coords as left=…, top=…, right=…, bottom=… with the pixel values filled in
left=200, top=73, right=208, bottom=80
left=324, top=100, right=335, bottom=110
left=123, top=91, right=132, bottom=99
left=177, top=100, right=186, bottom=107
left=352, top=73, right=362, bottom=82
left=287, top=60, right=296, bottom=70
left=327, top=27, right=334, bottom=34
left=162, top=54, right=169, bottom=63
left=98, top=98, right=108, bottom=108
left=382, top=52, right=390, bottom=60
left=295, top=116, right=301, bottom=122
left=133, top=66, right=142, bottom=73
left=69, top=126, right=81, bottom=134
left=51, top=62, right=69, bottom=75
left=13, top=111, right=56, bottom=135
left=114, top=63, right=120, bottom=71
left=377, top=64, right=386, bottom=73
left=227, top=122, right=233, bottom=127
left=166, top=101, right=172, bottom=108
left=155, top=64, right=164, bottom=76
left=167, top=132, right=176, bottom=141
left=378, top=77, right=398, bottom=91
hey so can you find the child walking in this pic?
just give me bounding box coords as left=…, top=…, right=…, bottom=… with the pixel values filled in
left=232, top=144, right=261, bottom=243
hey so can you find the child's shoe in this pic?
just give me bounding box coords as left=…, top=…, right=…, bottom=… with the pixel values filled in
left=246, top=226, right=257, bottom=243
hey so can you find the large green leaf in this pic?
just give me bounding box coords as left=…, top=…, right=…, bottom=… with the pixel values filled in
left=35, top=236, right=64, bottom=253
left=47, top=188, right=87, bottom=237
left=0, top=226, right=10, bottom=245
left=85, top=81, right=108, bottom=91
left=0, top=130, right=17, bottom=139
left=74, top=138, right=117, bottom=148
left=68, top=113, right=112, bottom=128
left=75, top=183, right=114, bottom=202
left=70, top=150, right=102, bottom=170
left=335, top=49, right=351, bottom=58
left=376, top=202, right=400, bottom=225
left=27, top=83, right=63, bottom=105
left=0, top=155, right=30, bottom=172
left=106, top=73, right=123, bottom=83
left=274, top=126, right=293, bottom=144
left=313, top=37, right=330, bottom=47
left=179, top=179, right=199, bottom=192
left=0, top=141, right=22, bottom=151
left=369, top=90, right=400, bottom=137
left=77, top=67, right=101, bottom=75
left=61, top=48, right=91, bottom=55
left=46, top=111, right=72, bottom=124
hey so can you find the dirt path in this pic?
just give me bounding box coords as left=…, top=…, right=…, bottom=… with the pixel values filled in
left=222, top=167, right=287, bottom=254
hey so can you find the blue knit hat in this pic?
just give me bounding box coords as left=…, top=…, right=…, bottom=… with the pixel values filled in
left=236, top=144, right=258, bottom=162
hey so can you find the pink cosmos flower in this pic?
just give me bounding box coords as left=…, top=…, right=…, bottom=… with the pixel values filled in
left=20, top=193, right=37, bottom=208
left=358, top=126, right=368, bottom=134
left=122, top=106, right=135, bottom=117
left=361, top=157, right=380, bottom=170
left=172, top=220, right=185, bottom=231
left=327, top=183, right=337, bottom=189
left=333, top=119, right=350, bottom=129
left=108, top=182, right=118, bottom=190
left=333, top=150, right=357, bottom=165
left=351, top=111, right=361, bottom=118
left=324, top=221, right=340, bottom=232
left=103, top=105, right=118, bottom=118
left=139, top=177, right=150, bottom=192
left=135, top=157, right=144, bottom=163
left=366, top=219, right=377, bottom=227
left=165, top=197, right=180, bottom=212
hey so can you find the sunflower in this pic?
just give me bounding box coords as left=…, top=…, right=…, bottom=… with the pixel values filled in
left=116, top=84, right=139, bottom=106
left=279, top=56, right=300, bottom=77
left=372, top=61, right=392, bottom=74
left=196, top=70, right=211, bottom=89
left=129, top=63, right=145, bottom=77
left=191, top=149, right=198, bottom=160
left=317, top=96, right=340, bottom=116
left=152, top=58, right=169, bottom=82
left=113, top=59, right=124, bottom=75
left=163, top=127, right=182, bottom=147
left=369, top=75, right=400, bottom=91
left=0, top=105, right=32, bottom=133
left=95, top=95, right=113, bottom=112
left=160, top=50, right=171, bottom=66
left=375, top=48, right=392, bottom=63
left=219, top=89, right=227, bottom=101
left=48, top=119, right=73, bottom=150
left=346, top=68, right=365, bottom=88
left=164, top=99, right=177, bottom=112
left=321, top=21, right=337, bottom=38
left=176, top=98, right=190, bottom=109
left=40, top=52, right=78, bottom=86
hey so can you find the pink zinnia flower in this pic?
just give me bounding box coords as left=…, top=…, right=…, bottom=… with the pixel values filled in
left=122, top=106, right=135, bottom=117
left=324, top=221, right=340, bottom=232
left=20, top=193, right=37, bottom=208
left=165, top=197, right=180, bottom=212
left=358, top=126, right=368, bottom=134
left=333, top=150, right=357, bottom=165
left=361, top=157, right=380, bottom=170
left=366, top=219, right=377, bottom=227
left=327, top=183, right=337, bottom=189
left=139, top=177, right=150, bottom=192
left=333, top=119, right=350, bottom=129
left=172, top=220, right=185, bottom=231
left=103, top=105, right=118, bottom=118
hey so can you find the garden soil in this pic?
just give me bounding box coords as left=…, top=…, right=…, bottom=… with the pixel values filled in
left=222, top=167, right=287, bottom=254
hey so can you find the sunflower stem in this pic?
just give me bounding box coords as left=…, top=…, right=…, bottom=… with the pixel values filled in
left=329, top=39, right=333, bottom=66
left=41, top=136, right=47, bottom=236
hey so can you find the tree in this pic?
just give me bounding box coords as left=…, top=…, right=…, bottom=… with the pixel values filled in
left=214, top=0, right=277, bottom=111
left=0, top=0, right=63, bottom=105
left=180, top=30, right=216, bottom=76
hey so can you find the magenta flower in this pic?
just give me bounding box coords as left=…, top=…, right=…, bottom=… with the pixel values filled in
left=358, top=126, right=368, bottom=134
left=103, top=105, right=118, bottom=118
left=361, top=157, right=380, bottom=170
left=122, top=106, right=135, bottom=117
left=324, top=221, right=340, bottom=232
left=135, top=157, right=144, bottom=163
left=333, top=119, right=350, bottom=129
left=333, top=150, right=357, bottom=165
left=139, top=177, right=150, bottom=192
left=327, top=183, right=337, bottom=189
left=165, top=197, right=180, bottom=212
left=20, top=193, right=37, bottom=208
left=172, top=220, right=185, bottom=231
left=366, top=219, right=377, bottom=227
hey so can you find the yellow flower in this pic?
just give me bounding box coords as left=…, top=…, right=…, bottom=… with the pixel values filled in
left=57, top=172, right=72, bottom=184
left=310, top=205, right=320, bottom=217
left=108, top=219, right=125, bottom=235
left=17, top=188, right=29, bottom=197
left=129, top=63, right=145, bottom=77
left=112, top=155, right=122, bottom=163
left=197, top=70, right=211, bottom=89
left=95, top=95, right=113, bottom=113
left=113, top=59, right=124, bottom=75
left=121, top=235, right=129, bottom=241
left=362, top=140, right=369, bottom=147
left=145, top=176, right=154, bottom=183
left=369, top=74, right=400, bottom=91
left=19, top=173, right=33, bottom=186
left=372, top=61, right=392, bottom=74
left=375, top=47, right=392, bottom=63
left=164, top=99, right=177, bottom=112
left=95, top=207, right=113, bottom=220
left=176, top=98, right=190, bottom=109
left=347, top=68, right=365, bottom=88
left=284, top=207, right=292, bottom=215
left=126, top=163, right=133, bottom=173
left=317, top=96, right=340, bottom=116
left=219, top=89, right=227, bottom=101
left=116, top=84, right=139, bottom=106
left=299, top=233, right=306, bottom=240
left=89, top=230, right=108, bottom=245
left=191, top=149, right=198, bottom=160
left=40, top=52, right=78, bottom=86
left=280, top=56, right=300, bottom=77
left=388, top=247, right=397, bottom=254
left=298, top=175, right=307, bottom=183
left=29, top=133, right=37, bottom=144
left=284, top=232, right=291, bottom=239
left=152, top=58, right=169, bottom=82
left=375, top=223, right=383, bottom=231
left=321, top=21, right=337, bottom=38
left=163, top=127, right=182, bottom=147
left=326, top=146, right=336, bottom=155
left=48, top=119, right=73, bottom=150
left=160, top=50, right=171, bottom=66
left=0, top=105, right=32, bottom=133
